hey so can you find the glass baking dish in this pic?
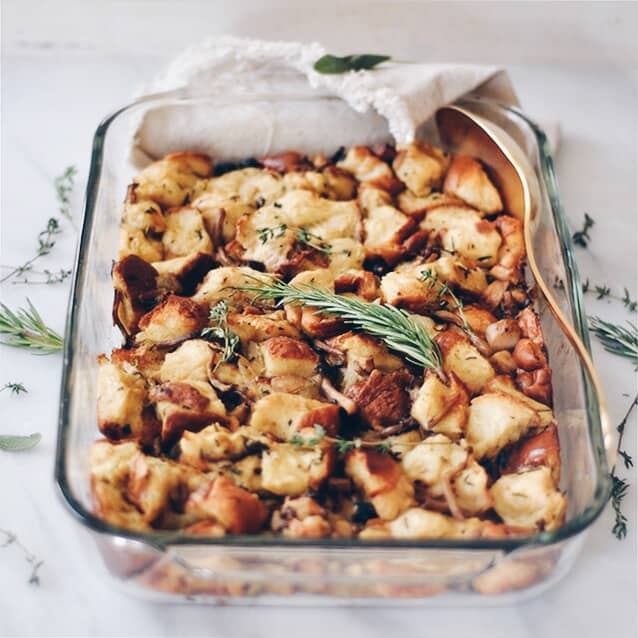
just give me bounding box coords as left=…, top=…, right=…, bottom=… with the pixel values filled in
left=54, top=89, right=612, bottom=604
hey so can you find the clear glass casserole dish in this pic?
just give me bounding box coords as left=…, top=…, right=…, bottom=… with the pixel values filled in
left=55, top=90, right=612, bottom=604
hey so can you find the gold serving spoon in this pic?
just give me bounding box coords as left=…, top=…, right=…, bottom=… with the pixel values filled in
left=435, top=104, right=613, bottom=466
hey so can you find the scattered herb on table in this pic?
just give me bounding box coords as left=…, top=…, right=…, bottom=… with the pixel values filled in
left=237, top=278, right=443, bottom=374
left=0, top=299, right=64, bottom=354
left=0, top=433, right=41, bottom=452
left=572, top=212, right=594, bottom=248
left=0, top=166, right=76, bottom=285
left=580, top=279, right=637, bottom=312
left=588, top=317, right=638, bottom=365
left=313, top=53, right=391, bottom=74
left=0, top=529, right=44, bottom=585
left=610, top=471, right=630, bottom=540
left=54, top=165, right=77, bottom=221
left=0, top=382, right=28, bottom=396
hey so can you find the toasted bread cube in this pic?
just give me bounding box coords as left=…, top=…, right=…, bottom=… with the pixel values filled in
left=118, top=227, right=164, bottom=263
left=436, top=330, right=495, bottom=395
left=397, top=191, right=461, bottom=216
left=185, top=476, right=268, bottom=534
left=97, top=356, right=158, bottom=442
left=122, top=199, right=166, bottom=234
left=337, top=146, right=395, bottom=187
left=443, top=155, right=502, bottom=214
left=133, top=152, right=213, bottom=208
left=150, top=380, right=226, bottom=445
left=393, top=142, right=448, bottom=196
left=421, top=205, right=502, bottom=265
left=112, top=255, right=159, bottom=338
left=326, top=331, right=403, bottom=388
left=281, top=168, right=357, bottom=201
left=466, top=392, right=540, bottom=459
left=272, top=497, right=333, bottom=538
left=325, top=238, right=366, bottom=274
left=345, top=449, right=415, bottom=520
left=484, top=375, right=553, bottom=425
left=192, top=266, right=273, bottom=308
left=159, top=339, right=214, bottom=385
left=179, top=423, right=250, bottom=469
left=127, top=453, right=188, bottom=524
left=151, top=252, right=215, bottom=296
left=452, top=460, right=492, bottom=516
left=249, top=393, right=341, bottom=440
left=261, top=443, right=333, bottom=496
left=228, top=311, right=300, bottom=344
left=162, top=207, right=213, bottom=258
left=491, top=467, right=566, bottom=531
left=402, top=434, right=469, bottom=497
left=411, top=372, right=469, bottom=437
left=360, top=508, right=455, bottom=540
left=192, top=190, right=254, bottom=242
left=136, top=295, right=207, bottom=346
left=260, top=336, right=319, bottom=378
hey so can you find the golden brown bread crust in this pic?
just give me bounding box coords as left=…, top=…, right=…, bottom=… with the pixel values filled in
left=93, top=142, right=564, bottom=542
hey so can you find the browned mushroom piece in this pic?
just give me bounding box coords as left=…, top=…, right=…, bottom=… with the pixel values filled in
left=502, top=423, right=561, bottom=484
left=345, top=370, right=414, bottom=430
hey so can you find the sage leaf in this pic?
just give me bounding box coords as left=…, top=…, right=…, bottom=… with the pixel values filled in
left=0, top=433, right=41, bottom=452
left=313, top=54, right=391, bottom=74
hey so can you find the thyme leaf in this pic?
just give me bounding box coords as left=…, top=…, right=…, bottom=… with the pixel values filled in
left=0, top=382, right=28, bottom=396
left=572, top=212, right=594, bottom=248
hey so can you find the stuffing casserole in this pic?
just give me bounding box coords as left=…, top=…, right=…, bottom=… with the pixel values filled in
left=91, top=141, right=565, bottom=542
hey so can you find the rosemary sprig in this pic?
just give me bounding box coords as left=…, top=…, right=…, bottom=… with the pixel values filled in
left=0, top=529, right=43, bottom=585
left=572, top=212, right=594, bottom=248
left=0, top=299, right=63, bottom=354
left=1, top=382, right=28, bottom=396
left=257, top=224, right=331, bottom=254
left=588, top=317, right=638, bottom=365
left=237, top=279, right=442, bottom=373
left=610, top=472, right=629, bottom=540
left=201, top=301, right=240, bottom=367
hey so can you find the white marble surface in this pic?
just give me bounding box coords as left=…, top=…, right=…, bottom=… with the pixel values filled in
left=1, top=3, right=637, bottom=637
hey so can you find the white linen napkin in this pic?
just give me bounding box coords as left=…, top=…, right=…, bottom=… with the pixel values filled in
left=134, top=36, right=558, bottom=163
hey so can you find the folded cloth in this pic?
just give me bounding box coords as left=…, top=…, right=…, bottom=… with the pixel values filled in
left=134, top=36, right=560, bottom=163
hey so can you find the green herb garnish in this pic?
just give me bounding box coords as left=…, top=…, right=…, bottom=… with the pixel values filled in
left=313, top=54, right=391, bottom=74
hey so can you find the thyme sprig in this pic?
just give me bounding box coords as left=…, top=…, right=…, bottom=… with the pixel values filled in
left=420, top=270, right=473, bottom=334
left=610, top=472, right=630, bottom=540
left=582, top=279, right=637, bottom=312
left=572, top=212, right=594, bottom=248
left=588, top=317, right=638, bottom=365
left=0, top=529, right=43, bottom=585
left=257, top=223, right=331, bottom=254
left=0, top=165, right=76, bottom=285
left=1, top=382, right=28, bottom=396
left=201, top=301, right=240, bottom=367
left=236, top=278, right=443, bottom=373
left=55, top=165, right=77, bottom=221
left=616, top=394, right=637, bottom=470
left=0, top=299, right=63, bottom=354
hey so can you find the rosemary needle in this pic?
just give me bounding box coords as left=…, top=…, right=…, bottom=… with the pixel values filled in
left=589, top=316, right=638, bottom=365
left=237, top=279, right=442, bottom=373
